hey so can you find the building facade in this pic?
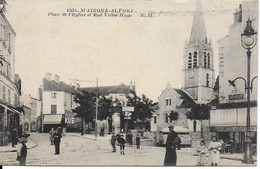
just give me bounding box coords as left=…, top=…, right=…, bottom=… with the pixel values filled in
left=0, top=5, right=22, bottom=146
left=210, top=1, right=258, bottom=153
left=39, top=73, right=80, bottom=132
left=20, top=93, right=40, bottom=132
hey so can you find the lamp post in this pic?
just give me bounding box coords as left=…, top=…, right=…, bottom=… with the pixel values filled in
left=228, top=19, right=257, bottom=164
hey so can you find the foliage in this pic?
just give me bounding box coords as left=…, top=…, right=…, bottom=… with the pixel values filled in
left=127, top=90, right=156, bottom=122
left=169, top=110, right=179, bottom=121
left=72, top=91, right=96, bottom=123
left=185, top=104, right=210, bottom=120
left=98, top=97, right=123, bottom=121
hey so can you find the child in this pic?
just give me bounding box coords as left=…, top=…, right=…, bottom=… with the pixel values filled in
left=118, top=135, right=126, bottom=155
left=196, top=140, right=207, bottom=166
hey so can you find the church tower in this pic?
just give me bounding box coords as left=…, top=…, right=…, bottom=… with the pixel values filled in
left=182, top=0, right=215, bottom=104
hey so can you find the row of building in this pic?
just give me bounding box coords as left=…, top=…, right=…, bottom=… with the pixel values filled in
left=150, top=0, right=257, bottom=152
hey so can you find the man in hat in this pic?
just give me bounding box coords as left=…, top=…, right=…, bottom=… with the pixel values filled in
left=17, top=135, right=28, bottom=166
left=111, top=132, right=117, bottom=152
left=53, top=128, right=62, bottom=155
left=164, top=125, right=178, bottom=166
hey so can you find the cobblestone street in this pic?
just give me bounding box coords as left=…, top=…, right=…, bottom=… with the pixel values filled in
left=0, top=133, right=256, bottom=166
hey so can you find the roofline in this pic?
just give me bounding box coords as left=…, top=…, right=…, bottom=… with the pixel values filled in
left=0, top=12, right=16, bottom=36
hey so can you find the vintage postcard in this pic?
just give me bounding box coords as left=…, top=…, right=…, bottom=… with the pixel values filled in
left=0, top=0, right=258, bottom=167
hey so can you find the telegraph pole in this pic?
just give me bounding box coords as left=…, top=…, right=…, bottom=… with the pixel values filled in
left=95, top=78, right=98, bottom=138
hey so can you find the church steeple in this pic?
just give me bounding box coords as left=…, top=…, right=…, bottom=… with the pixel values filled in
left=182, top=0, right=215, bottom=104
left=189, top=0, right=208, bottom=45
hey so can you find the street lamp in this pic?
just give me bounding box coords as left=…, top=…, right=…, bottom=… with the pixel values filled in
left=228, top=18, right=257, bottom=164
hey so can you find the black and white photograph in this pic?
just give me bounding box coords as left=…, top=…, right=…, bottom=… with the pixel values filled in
left=0, top=0, right=258, bottom=166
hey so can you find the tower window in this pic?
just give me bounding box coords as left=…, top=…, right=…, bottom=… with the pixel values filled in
left=206, top=73, right=209, bottom=87
left=165, top=113, right=168, bottom=123
left=154, top=116, right=157, bottom=124
left=188, top=53, right=192, bottom=69
left=193, top=51, right=197, bottom=67
left=204, top=52, right=207, bottom=68
left=208, top=53, right=210, bottom=68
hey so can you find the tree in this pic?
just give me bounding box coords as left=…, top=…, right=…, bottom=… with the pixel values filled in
left=185, top=104, right=210, bottom=138
left=73, top=91, right=96, bottom=135
left=127, top=90, right=156, bottom=130
left=169, top=110, right=179, bottom=121
left=98, top=96, right=113, bottom=121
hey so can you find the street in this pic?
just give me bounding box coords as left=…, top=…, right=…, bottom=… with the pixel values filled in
left=0, top=133, right=254, bottom=166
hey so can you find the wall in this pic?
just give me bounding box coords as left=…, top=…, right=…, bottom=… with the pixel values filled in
left=210, top=107, right=257, bottom=127
left=42, top=91, right=65, bottom=114
left=218, top=1, right=258, bottom=104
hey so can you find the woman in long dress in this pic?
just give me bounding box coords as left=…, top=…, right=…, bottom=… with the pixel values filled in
left=208, top=136, right=222, bottom=166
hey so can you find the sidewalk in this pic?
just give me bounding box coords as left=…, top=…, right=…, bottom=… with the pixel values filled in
left=192, top=150, right=257, bottom=162
left=0, top=138, right=37, bottom=153
left=220, top=153, right=257, bottom=162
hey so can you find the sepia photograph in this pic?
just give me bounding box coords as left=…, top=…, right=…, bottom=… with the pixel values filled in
left=0, top=0, right=258, bottom=166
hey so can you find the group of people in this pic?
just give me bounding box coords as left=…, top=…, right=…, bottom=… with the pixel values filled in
left=196, top=136, right=223, bottom=166
left=49, top=128, right=63, bottom=155
left=110, top=132, right=141, bottom=155
left=163, top=125, right=223, bottom=166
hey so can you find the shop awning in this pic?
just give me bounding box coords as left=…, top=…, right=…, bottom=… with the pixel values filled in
left=43, top=115, right=63, bottom=124
left=0, top=103, right=23, bottom=115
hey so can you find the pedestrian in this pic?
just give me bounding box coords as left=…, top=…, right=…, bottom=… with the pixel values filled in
left=118, top=135, right=126, bottom=155
left=159, top=131, right=164, bottom=146
left=10, top=128, right=17, bottom=147
left=164, top=125, right=178, bottom=166
left=116, top=132, right=121, bottom=145
left=16, top=135, right=28, bottom=166
left=128, top=131, right=133, bottom=147
left=208, top=136, right=222, bottom=166
left=53, top=128, right=62, bottom=155
left=111, top=132, right=117, bottom=152
left=136, top=133, right=141, bottom=149
left=18, top=125, right=22, bottom=138
left=49, top=128, right=55, bottom=145
left=196, top=140, right=207, bottom=166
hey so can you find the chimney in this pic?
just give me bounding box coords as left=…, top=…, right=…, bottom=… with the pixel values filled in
left=45, top=72, right=52, bottom=81
left=54, top=75, right=60, bottom=83
left=76, top=82, right=80, bottom=90
left=234, top=4, right=242, bottom=23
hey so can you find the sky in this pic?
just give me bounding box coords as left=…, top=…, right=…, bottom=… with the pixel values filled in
left=4, top=0, right=242, bottom=101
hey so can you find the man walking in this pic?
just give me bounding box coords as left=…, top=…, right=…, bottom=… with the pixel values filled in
left=164, top=125, right=178, bottom=166
left=128, top=131, right=133, bottom=147
left=111, top=132, right=117, bottom=152
left=53, top=128, right=62, bottom=155
left=49, top=128, right=55, bottom=145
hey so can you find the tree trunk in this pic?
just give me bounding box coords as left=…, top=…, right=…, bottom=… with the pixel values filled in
left=193, top=120, right=197, bottom=132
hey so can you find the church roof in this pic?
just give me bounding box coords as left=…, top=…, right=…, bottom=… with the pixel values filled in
left=189, top=0, right=208, bottom=45
left=79, top=83, right=133, bottom=96
left=173, top=88, right=197, bottom=108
